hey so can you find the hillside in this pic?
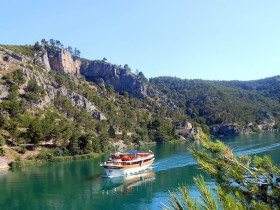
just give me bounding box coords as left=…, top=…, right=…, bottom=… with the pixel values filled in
left=150, top=76, right=280, bottom=135
left=0, top=40, right=198, bottom=167
left=0, top=39, right=279, bottom=167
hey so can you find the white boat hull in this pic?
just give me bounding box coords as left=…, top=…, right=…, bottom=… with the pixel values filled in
left=102, top=158, right=154, bottom=177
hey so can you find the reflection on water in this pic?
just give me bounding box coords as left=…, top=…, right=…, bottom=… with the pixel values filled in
left=0, top=169, right=9, bottom=178
left=102, top=171, right=156, bottom=195
left=0, top=132, right=280, bottom=209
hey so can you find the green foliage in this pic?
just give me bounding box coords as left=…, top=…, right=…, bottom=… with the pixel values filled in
left=51, top=147, right=70, bottom=157
left=0, top=135, right=5, bottom=146
left=0, top=148, right=5, bottom=156
left=34, top=41, right=41, bottom=51
left=108, top=125, right=116, bottom=138
left=36, top=150, right=54, bottom=160
left=12, top=69, right=26, bottom=85
left=164, top=136, right=280, bottom=209
left=18, top=147, right=27, bottom=154
left=0, top=45, right=36, bottom=57
left=147, top=118, right=175, bottom=143
left=25, top=79, right=45, bottom=102
left=92, top=136, right=101, bottom=153
left=49, top=71, right=77, bottom=90
left=26, top=118, right=43, bottom=144
left=163, top=175, right=247, bottom=210
left=0, top=44, right=188, bottom=162
left=99, top=131, right=109, bottom=152
left=78, top=133, right=94, bottom=154
left=67, top=131, right=82, bottom=155
left=191, top=137, right=280, bottom=208
left=6, top=120, right=19, bottom=140
left=150, top=77, right=280, bottom=129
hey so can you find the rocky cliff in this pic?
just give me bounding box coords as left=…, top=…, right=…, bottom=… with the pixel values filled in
left=210, top=111, right=277, bottom=136
left=80, top=61, right=148, bottom=98
left=0, top=47, right=106, bottom=121
left=38, top=46, right=177, bottom=111
left=42, top=47, right=81, bottom=75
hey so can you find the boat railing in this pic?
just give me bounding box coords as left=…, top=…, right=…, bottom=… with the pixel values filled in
left=101, top=155, right=154, bottom=167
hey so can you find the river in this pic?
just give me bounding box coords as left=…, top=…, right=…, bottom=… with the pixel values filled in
left=0, top=132, right=280, bottom=209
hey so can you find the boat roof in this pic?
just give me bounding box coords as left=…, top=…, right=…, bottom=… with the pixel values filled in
left=125, top=150, right=142, bottom=154
left=113, top=150, right=143, bottom=155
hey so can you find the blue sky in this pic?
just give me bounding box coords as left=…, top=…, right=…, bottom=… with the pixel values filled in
left=1, top=0, right=280, bottom=80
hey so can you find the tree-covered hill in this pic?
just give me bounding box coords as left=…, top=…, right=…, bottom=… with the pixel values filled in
left=150, top=76, right=280, bottom=135
left=0, top=41, right=188, bottom=167
left=0, top=39, right=279, bottom=167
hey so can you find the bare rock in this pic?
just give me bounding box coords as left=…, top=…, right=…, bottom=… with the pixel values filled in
left=35, top=49, right=51, bottom=71
left=0, top=63, right=9, bottom=71
left=80, top=61, right=147, bottom=98
left=53, top=86, right=106, bottom=121
left=46, top=47, right=81, bottom=75
left=210, top=124, right=250, bottom=136
left=0, top=85, right=8, bottom=101
left=176, top=127, right=205, bottom=140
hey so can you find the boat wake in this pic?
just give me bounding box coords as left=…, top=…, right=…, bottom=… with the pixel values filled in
left=235, top=142, right=280, bottom=156
left=152, top=152, right=196, bottom=173
left=151, top=140, right=280, bottom=173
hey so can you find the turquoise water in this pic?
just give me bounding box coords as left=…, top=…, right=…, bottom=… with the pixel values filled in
left=1, top=132, right=280, bottom=209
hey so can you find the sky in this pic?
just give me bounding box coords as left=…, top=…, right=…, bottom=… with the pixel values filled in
left=1, top=0, right=280, bottom=81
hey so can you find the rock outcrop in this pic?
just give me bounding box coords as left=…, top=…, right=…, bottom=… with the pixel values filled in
left=257, top=111, right=275, bottom=131
left=210, top=124, right=250, bottom=136
left=0, top=46, right=176, bottom=113
left=0, top=46, right=26, bottom=63
left=210, top=111, right=277, bottom=136
left=35, top=49, right=51, bottom=71
left=41, top=47, right=177, bottom=110
left=176, top=126, right=205, bottom=141
left=80, top=61, right=147, bottom=98
left=19, top=65, right=107, bottom=121
left=54, top=86, right=106, bottom=121
left=45, top=47, right=81, bottom=75
left=0, top=63, right=9, bottom=71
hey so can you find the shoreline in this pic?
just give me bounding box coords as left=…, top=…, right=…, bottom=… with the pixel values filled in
left=8, top=152, right=101, bottom=169
left=2, top=138, right=196, bottom=169
left=0, top=157, right=10, bottom=170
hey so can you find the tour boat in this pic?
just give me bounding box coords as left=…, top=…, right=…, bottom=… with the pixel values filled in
left=100, top=150, right=155, bottom=177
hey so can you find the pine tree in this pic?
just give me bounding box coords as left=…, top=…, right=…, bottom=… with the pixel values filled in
left=108, top=125, right=116, bottom=138
left=164, top=136, right=280, bottom=209
left=41, top=39, right=48, bottom=45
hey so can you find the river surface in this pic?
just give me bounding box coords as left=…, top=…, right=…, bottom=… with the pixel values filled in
left=1, top=132, right=280, bottom=209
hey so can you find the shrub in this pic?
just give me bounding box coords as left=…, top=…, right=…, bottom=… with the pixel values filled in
left=36, top=150, right=54, bottom=161
left=52, top=147, right=64, bottom=157
left=0, top=135, right=5, bottom=146
left=3, top=55, right=10, bottom=61
left=12, top=69, right=26, bottom=85
left=18, top=147, right=27, bottom=154
left=0, top=148, right=5, bottom=156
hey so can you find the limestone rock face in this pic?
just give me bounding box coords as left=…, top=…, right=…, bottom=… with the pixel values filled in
left=0, top=46, right=26, bottom=62
left=257, top=111, right=275, bottom=131
left=46, top=86, right=106, bottom=121
left=176, top=127, right=205, bottom=140
left=42, top=47, right=177, bottom=110
left=36, top=49, right=51, bottom=71
left=46, top=47, right=81, bottom=75
left=80, top=61, right=147, bottom=98
left=0, top=85, right=8, bottom=102
left=210, top=124, right=250, bottom=136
